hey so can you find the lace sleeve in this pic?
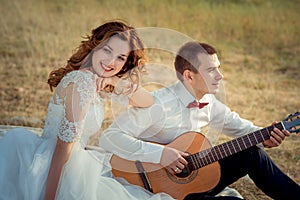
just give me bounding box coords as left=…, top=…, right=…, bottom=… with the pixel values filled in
left=57, top=71, right=96, bottom=142
left=58, top=116, right=84, bottom=142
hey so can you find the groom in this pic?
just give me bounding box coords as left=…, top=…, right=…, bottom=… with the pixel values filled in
left=100, top=41, right=300, bottom=199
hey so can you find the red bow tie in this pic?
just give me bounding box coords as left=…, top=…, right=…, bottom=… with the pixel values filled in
left=187, top=101, right=209, bottom=109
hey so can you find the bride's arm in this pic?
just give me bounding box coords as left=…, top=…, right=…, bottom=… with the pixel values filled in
left=96, top=76, right=154, bottom=108
left=44, top=140, right=74, bottom=200
left=44, top=81, right=91, bottom=199
left=128, top=86, right=153, bottom=108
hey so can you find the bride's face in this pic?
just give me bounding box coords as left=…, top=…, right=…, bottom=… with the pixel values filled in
left=92, top=36, right=130, bottom=78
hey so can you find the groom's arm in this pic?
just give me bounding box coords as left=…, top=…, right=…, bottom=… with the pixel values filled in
left=99, top=103, right=165, bottom=163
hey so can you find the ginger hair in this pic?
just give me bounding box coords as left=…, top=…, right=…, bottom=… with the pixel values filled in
left=47, top=21, right=147, bottom=93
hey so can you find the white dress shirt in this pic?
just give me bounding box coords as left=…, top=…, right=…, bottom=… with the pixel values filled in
left=100, top=81, right=259, bottom=164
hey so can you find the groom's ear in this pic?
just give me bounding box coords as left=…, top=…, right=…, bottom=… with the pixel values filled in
left=182, top=70, right=193, bottom=82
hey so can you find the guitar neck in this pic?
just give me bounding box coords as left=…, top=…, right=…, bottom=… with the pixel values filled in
left=187, top=122, right=284, bottom=171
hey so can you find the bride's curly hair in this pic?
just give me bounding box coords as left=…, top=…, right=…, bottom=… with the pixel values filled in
left=47, top=21, right=147, bottom=93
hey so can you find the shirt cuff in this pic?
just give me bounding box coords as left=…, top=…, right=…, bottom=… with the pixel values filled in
left=139, top=142, right=164, bottom=164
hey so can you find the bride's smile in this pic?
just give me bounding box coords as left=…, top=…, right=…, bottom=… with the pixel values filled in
left=92, top=36, right=130, bottom=78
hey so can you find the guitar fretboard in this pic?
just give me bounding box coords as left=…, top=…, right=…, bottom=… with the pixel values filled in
left=186, top=122, right=284, bottom=171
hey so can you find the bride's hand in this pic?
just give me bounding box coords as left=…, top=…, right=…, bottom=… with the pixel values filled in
left=95, top=76, right=120, bottom=92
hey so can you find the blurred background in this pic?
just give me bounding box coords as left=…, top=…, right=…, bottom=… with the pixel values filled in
left=0, top=0, right=299, bottom=199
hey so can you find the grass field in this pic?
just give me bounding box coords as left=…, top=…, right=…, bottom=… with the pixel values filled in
left=0, top=0, right=299, bottom=199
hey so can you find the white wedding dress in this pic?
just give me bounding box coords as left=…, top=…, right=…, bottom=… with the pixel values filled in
left=0, top=71, right=173, bottom=200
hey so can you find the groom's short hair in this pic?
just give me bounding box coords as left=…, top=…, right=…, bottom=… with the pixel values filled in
left=174, top=41, right=217, bottom=81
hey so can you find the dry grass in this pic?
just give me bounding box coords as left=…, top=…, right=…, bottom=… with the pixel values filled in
left=0, top=0, right=299, bottom=199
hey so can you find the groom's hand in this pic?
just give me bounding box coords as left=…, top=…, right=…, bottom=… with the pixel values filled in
left=160, top=146, right=188, bottom=175
left=263, top=122, right=291, bottom=148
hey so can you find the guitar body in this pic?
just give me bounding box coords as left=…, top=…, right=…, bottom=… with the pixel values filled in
left=111, top=132, right=221, bottom=199
left=108, top=112, right=300, bottom=199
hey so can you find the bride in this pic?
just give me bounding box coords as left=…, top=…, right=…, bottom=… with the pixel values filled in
left=0, top=21, right=173, bottom=200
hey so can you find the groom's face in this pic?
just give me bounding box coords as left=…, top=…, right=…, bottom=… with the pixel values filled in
left=190, top=53, right=223, bottom=95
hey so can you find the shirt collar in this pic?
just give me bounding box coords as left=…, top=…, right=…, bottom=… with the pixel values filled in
left=172, top=81, right=212, bottom=107
left=173, top=81, right=195, bottom=107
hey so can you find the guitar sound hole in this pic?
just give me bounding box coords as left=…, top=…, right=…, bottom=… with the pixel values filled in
left=166, top=166, right=198, bottom=184
left=175, top=167, right=191, bottom=178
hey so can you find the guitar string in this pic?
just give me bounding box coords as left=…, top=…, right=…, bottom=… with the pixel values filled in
left=185, top=122, right=284, bottom=171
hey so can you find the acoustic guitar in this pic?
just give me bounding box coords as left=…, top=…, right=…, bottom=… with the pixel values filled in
left=110, top=112, right=300, bottom=200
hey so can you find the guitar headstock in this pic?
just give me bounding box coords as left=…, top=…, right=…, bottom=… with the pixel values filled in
left=282, top=112, right=300, bottom=134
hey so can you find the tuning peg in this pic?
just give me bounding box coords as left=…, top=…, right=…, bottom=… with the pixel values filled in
left=290, top=128, right=300, bottom=134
